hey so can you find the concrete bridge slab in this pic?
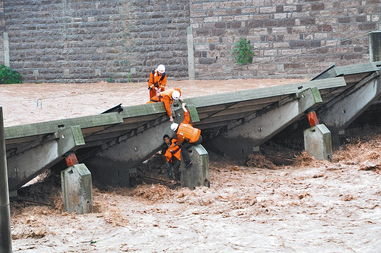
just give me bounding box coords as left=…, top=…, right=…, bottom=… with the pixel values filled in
left=319, top=72, right=381, bottom=131
left=7, top=125, right=85, bottom=191
left=208, top=87, right=323, bottom=160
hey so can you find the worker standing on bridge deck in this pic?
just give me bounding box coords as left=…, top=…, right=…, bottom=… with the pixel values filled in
left=150, top=88, right=182, bottom=122
left=162, top=135, right=181, bottom=181
left=148, top=64, right=167, bottom=100
left=170, top=103, right=202, bottom=168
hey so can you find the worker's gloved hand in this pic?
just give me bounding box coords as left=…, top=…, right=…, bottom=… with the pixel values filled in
left=182, top=103, right=188, bottom=113
left=169, top=116, right=174, bottom=122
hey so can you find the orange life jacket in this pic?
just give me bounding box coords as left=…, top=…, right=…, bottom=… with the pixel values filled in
left=164, top=139, right=181, bottom=162
left=148, top=70, right=167, bottom=89
left=177, top=123, right=201, bottom=143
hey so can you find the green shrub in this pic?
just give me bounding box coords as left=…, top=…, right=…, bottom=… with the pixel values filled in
left=232, top=38, right=255, bottom=65
left=126, top=72, right=132, bottom=83
left=106, top=77, right=114, bottom=83
left=0, top=65, right=22, bottom=84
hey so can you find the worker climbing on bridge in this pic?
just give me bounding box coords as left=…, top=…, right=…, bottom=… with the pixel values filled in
left=147, top=64, right=167, bottom=100
left=150, top=87, right=182, bottom=122
left=162, top=135, right=181, bottom=181
left=170, top=103, right=202, bottom=168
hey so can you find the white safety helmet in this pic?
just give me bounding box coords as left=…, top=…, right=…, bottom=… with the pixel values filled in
left=172, top=90, right=181, bottom=100
left=157, top=64, right=165, bottom=74
left=170, top=123, right=179, bottom=132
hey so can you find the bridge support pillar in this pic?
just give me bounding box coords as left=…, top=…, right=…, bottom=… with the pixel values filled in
left=180, top=144, right=209, bottom=189
left=61, top=163, right=93, bottom=214
left=304, top=124, right=333, bottom=161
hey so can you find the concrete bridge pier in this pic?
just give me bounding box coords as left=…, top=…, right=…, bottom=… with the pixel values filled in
left=174, top=104, right=209, bottom=188
left=180, top=144, right=209, bottom=189
left=304, top=124, right=333, bottom=161
left=61, top=163, right=93, bottom=214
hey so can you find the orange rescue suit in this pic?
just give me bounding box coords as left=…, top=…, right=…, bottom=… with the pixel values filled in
left=164, top=138, right=181, bottom=162
left=147, top=70, right=167, bottom=99
left=150, top=88, right=182, bottom=117
left=176, top=111, right=201, bottom=143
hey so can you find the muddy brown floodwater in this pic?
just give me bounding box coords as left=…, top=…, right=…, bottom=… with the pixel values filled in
left=2, top=79, right=381, bottom=252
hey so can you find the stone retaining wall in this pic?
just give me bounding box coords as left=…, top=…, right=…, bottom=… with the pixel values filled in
left=1, top=0, right=380, bottom=82
left=3, top=0, right=189, bottom=82
left=190, top=0, right=381, bottom=79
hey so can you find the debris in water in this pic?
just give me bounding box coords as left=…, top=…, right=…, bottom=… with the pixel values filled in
left=246, top=154, right=277, bottom=169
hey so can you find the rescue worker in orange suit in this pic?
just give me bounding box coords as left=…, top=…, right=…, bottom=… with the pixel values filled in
left=162, top=135, right=181, bottom=181
left=170, top=103, right=202, bottom=168
left=151, top=88, right=182, bottom=122
left=148, top=64, right=167, bottom=100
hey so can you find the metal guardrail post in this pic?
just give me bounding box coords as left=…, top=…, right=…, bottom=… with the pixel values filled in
left=0, top=107, right=12, bottom=253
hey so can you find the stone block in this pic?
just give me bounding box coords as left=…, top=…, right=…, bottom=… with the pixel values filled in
left=61, top=164, right=93, bottom=214
left=180, top=145, right=210, bottom=189
left=214, top=22, right=225, bottom=28
left=199, top=58, right=215, bottom=64
left=304, top=124, right=333, bottom=161
left=299, top=17, right=316, bottom=25
left=311, top=3, right=325, bottom=11
left=284, top=5, right=297, bottom=12
left=260, top=6, right=276, bottom=14
left=276, top=5, right=284, bottom=13
left=355, top=15, right=367, bottom=22
left=359, top=23, right=377, bottom=31
left=274, top=13, right=288, bottom=19
left=317, top=24, right=332, bottom=32
left=338, top=17, right=351, bottom=23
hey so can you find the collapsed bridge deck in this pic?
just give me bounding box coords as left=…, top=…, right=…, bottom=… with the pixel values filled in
left=4, top=61, right=381, bottom=191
